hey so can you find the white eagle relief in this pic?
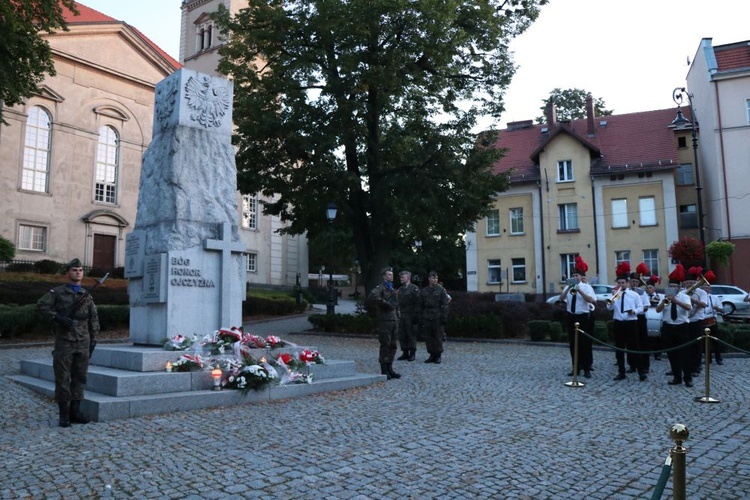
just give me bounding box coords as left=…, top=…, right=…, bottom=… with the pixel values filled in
left=184, top=76, right=230, bottom=128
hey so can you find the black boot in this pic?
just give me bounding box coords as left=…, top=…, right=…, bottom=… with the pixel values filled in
left=433, top=355, right=442, bottom=364
left=69, top=400, right=90, bottom=424
left=407, top=349, right=416, bottom=362
left=397, top=351, right=409, bottom=361
left=58, top=402, right=70, bottom=428
left=387, top=364, right=401, bottom=379
left=425, top=355, right=435, bottom=363
left=381, top=363, right=392, bottom=380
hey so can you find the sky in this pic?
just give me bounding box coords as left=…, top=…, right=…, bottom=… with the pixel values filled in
left=79, top=0, right=750, bottom=128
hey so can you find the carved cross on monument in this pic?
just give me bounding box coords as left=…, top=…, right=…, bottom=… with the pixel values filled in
left=204, top=221, right=245, bottom=326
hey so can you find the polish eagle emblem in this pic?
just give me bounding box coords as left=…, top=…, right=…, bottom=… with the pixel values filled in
left=184, top=75, right=230, bottom=128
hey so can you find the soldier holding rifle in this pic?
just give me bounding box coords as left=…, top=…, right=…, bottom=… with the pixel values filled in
left=37, top=259, right=101, bottom=427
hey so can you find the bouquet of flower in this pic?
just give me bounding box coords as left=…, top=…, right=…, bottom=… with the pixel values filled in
left=163, top=334, right=198, bottom=351
left=209, top=355, right=244, bottom=373
left=171, top=354, right=204, bottom=372
left=241, top=333, right=268, bottom=349
left=274, top=352, right=305, bottom=371
left=281, top=371, right=313, bottom=385
left=265, top=335, right=287, bottom=349
left=299, top=349, right=325, bottom=365
left=223, top=358, right=278, bottom=394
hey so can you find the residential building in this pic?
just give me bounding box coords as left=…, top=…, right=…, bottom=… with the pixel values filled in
left=180, top=0, right=309, bottom=288
left=0, top=2, right=180, bottom=270
left=467, top=99, right=695, bottom=297
left=686, top=38, right=750, bottom=289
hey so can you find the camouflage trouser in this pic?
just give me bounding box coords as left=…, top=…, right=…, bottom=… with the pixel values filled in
left=377, top=319, right=398, bottom=364
left=423, top=317, right=443, bottom=356
left=398, top=314, right=418, bottom=352
left=53, top=339, right=90, bottom=402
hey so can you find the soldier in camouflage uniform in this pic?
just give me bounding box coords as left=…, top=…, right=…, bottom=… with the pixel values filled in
left=367, top=267, right=401, bottom=380
left=396, top=270, right=421, bottom=362
left=421, top=271, right=450, bottom=364
left=37, top=258, right=99, bottom=427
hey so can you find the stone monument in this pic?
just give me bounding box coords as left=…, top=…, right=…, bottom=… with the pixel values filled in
left=125, top=69, right=245, bottom=345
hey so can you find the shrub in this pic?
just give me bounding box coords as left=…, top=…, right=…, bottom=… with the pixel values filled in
left=447, top=314, right=504, bottom=339
left=528, top=320, right=551, bottom=342
left=730, top=327, right=750, bottom=353
left=6, top=262, right=34, bottom=273
left=549, top=321, right=565, bottom=342
left=0, top=304, right=46, bottom=339
left=308, top=313, right=375, bottom=334
left=33, top=259, right=62, bottom=275
left=0, top=236, right=16, bottom=262
left=243, top=294, right=307, bottom=316
left=97, top=305, right=129, bottom=331
left=592, top=321, right=610, bottom=344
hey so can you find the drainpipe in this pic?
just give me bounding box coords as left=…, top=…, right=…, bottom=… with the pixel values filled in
left=591, top=174, right=600, bottom=278
left=538, top=179, right=546, bottom=299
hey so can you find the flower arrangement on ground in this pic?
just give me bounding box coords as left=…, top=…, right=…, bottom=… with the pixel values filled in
left=299, top=349, right=325, bottom=365
left=241, top=333, right=268, bottom=349
left=281, top=371, right=313, bottom=385
left=171, top=354, right=204, bottom=372
left=266, top=335, right=287, bottom=349
left=163, top=334, right=198, bottom=351
left=223, top=355, right=278, bottom=393
left=275, top=352, right=306, bottom=371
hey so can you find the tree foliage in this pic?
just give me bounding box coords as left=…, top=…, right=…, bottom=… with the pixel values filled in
left=214, top=0, right=547, bottom=290
left=668, top=237, right=704, bottom=269
left=0, top=235, right=15, bottom=262
left=535, top=87, right=613, bottom=123
left=0, top=0, right=77, bottom=123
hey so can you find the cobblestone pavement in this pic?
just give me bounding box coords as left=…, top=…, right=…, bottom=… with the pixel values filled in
left=1, top=316, right=749, bottom=499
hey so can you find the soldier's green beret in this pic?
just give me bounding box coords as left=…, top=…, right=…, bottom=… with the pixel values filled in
left=65, top=258, right=83, bottom=270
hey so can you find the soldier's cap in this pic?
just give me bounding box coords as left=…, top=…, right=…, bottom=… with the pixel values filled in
left=428, top=271, right=438, bottom=278
left=66, top=258, right=83, bottom=270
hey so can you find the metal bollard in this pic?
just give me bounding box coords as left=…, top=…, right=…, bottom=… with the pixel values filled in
left=565, top=322, right=585, bottom=388
left=695, top=327, right=720, bottom=403
left=669, top=423, right=689, bottom=500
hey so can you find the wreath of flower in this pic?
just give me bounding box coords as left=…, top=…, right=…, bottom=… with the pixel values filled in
left=282, top=371, right=313, bottom=385
left=223, top=356, right=278, bottom=394
left=299, top=349, right=325, bottom=365
left=171, top=354, right=204, bottom=372
left=163, top=334, right=198, bottom=351
left=241, top=333, right=268, bottom=349
left=266, top=335, right=287, bottom=349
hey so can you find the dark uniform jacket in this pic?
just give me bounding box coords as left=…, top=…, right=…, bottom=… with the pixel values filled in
left=397, top=283, right=421, bottom=319
left=368, top=283, right=399, bottom=321
left=421, top=284, right=449, bottom=323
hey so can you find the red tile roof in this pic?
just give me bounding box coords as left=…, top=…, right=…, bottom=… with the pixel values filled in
left=490, top=108, right=684, bottom=184
left=714, top=41, right=750, bottom=73
left=61, top=2, right=181, bottom=70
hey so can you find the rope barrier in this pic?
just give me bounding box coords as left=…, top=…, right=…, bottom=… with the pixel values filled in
left=650, top=453, right=672, bottom=500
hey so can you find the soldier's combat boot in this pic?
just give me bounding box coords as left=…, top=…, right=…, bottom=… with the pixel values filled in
left=69, top=400, right=90, bottom=424
left=425, top=355, right=436, bottom=363
left=58, top=402, right=70, bottom=428
left=381, top=363, right=392, bottom=380
left=407, top=349, right=416, bottom=362
left=396, top=351, right=409, bottom=361
left=387, top=364, right=401, bottom=379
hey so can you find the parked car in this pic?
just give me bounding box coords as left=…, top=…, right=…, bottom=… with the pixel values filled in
left=547, top=284, right=616, bottom=305
left=709, top=285, right=750, bottom=315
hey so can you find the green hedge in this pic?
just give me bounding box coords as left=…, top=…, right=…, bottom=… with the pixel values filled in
left=447, top=314, right=505, bottom=339
left=243, top=294, right=308, bottom=316
left=0, top=304, right=129, bottom=340
left=308, top=313, right=375, bottom=333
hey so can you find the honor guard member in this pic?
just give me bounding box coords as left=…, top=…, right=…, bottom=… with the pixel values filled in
left=396, top=270, right=421, bottom=362
left=37, top=258, right=99, bottom=427
left=630, top=263, right=651, bottom=374
left=645, top=276, right=664, bottom=360
left=559, top=256, right=596, bottom=378
left=608, top=262, right=645, bottom=381
left=685, top=266, right=708, bottom=376
left=656, top=265, right=693, bottom=387
left=701, top=271, right=723, bottom=365
left=421, top=271, right=450, bottom=364
left=367, top=267, right=401, bottom=380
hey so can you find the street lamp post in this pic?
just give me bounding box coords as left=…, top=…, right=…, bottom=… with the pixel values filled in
left=326, top=202, right=337, bottom=315
left=671, top=87, right=706, bottom=256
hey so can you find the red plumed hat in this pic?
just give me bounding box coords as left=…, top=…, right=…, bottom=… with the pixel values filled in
left=635, top=263, right=650, bottom=276
left=647, top=275, right=661, bottom=286
left=687, top=266, right=703, bottom=279
left=669, top=264, right=686, bottom=284
left=704, top=270, right=717, bottom=283
left=615, top=262, right=631, bottom=280
left=574, top=255, right=588, bottom=276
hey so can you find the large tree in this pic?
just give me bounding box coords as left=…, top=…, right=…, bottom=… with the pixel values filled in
left=0, top=0, right=77, bottom=123
left=535, top=87, right=613, bottom=123
left=214, top=0, right=547, bottom=290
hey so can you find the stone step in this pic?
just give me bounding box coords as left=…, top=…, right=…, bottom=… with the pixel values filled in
left=8, top=372, right=386, bottom=422
left=20, top=358, right=360, bottom=397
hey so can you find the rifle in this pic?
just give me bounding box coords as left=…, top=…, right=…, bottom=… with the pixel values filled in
left=63, top=273, right=109, bottom=355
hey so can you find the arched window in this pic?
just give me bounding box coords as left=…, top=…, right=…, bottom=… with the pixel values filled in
left=95, top=125, right=119, bottom=204
left=22, top=106, right=52, bottom=192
